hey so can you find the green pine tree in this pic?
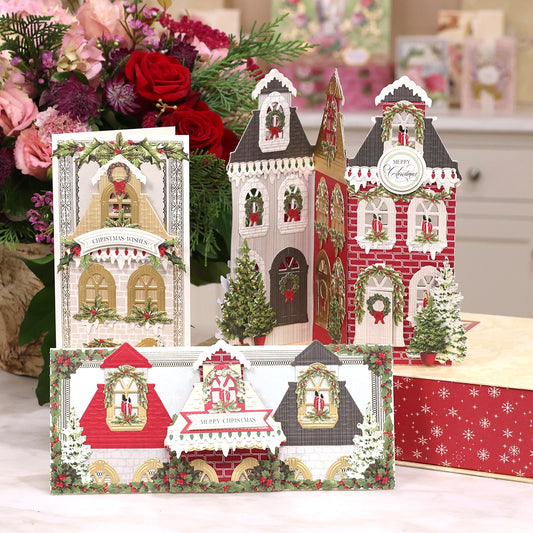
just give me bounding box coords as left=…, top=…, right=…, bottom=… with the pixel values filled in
left=408, top=296, right=448, bottom=355
left=61, top=408, right=92, bottom=486
left=217, top=240, right=274, bottom=343
left=431, top=259, right=467, bottom=363
left=327, top=293, right=343, bottom=344
left=244, top=272, right=276, bottom=339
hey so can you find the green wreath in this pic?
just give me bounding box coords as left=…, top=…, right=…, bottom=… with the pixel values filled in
left=107, top=162, right=132, bottom=183
left=381, top=101, right=426, bottom=144
left=202, top=366, right=245, bottom=406
left=279, top=272, right=300, bottom=295
left=366, top=293, right=391, bottom=317
left=265, top=108, right=285, bottom=132
left=244, top=192, right=264, bottom=226
left=296, top=364, right=340, bottom=408
left=103, top=365, right=148, bottom=409
left=283, top=186, right=303, bottom=215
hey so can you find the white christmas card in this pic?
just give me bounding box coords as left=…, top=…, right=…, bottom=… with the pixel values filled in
left=52, top=128, right=190, bottom=349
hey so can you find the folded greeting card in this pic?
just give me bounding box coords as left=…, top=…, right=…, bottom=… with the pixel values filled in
left=49, top=340, right=394, bottom=493
left=52, top=129, right=190, bottom=349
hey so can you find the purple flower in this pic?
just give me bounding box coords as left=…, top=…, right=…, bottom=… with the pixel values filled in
left=41, top=75, right=100, bottom=122
left=105, top=78, right=140, bottom=115
left=166, top=36, right=198, bottom=72
left=41, top=51, right=56, bottom=69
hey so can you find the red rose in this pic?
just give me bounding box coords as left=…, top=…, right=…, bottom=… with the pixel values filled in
left=125, top=51, right=191, bottom=103
left=160, top=99, right=238, bottom=161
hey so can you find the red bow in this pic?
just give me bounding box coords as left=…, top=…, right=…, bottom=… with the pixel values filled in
left=372, top=310, right=385, bottom=324
left=287, top=208, right=301, bottom=222
left=284, top=289, right=294, bottom=303
left=249, top=212, right=259, bottom=226
left=113, top=180, right=127, bottom=196
left=269, top=126, right=281, bottom=139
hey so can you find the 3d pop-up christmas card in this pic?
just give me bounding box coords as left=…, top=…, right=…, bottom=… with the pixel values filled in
left=225, top=68, right=466, bottom=366
left=49, top=340, right=394, bottom=494
left=52, top=129, right=190, bottom=349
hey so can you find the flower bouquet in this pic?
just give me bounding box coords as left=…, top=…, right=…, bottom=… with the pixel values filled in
left=0, top=0, right=312, bottom=402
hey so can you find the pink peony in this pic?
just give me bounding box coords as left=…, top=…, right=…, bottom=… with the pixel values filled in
left=424, top=73, right=446, bottom=93
left=57, top=26, right=104, bottom=82
left=0, top=86, right=38, bottom=136
left=34, top=107, right=91, bottom=147
left=76, top=0, right=133, bottom=48
left=14, top=127, right=51, bottom=181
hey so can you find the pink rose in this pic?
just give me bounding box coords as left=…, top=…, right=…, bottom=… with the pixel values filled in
left=14, top=128, right=51, bottom=181
left=76, top=0, right=133, bottom=48
left=0, top=87, right=38, bottom=136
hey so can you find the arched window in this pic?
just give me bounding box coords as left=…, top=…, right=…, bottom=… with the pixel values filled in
left=128, top=264, right=165, bottom=313
left=297, top=363, right=339, bottom=429
left=356, top=196, right=396, bottom=252
left=316, top=178, right=329, bottom=226
left=408, top=266, right=439, bottom=320
left=330, top=184, right=345, bottom=255
left=101, top=162, right=139, bottom=225
left=79, top=264, right=116, bottom=309
left=315, top=250, right=331, bottom=329
left=105, top=366, right=147, bottom=431
left=259, top=92, right=290, bottom=152
left=278, top=177, right=307, bottom=234
left=407, top=198, right=447, bottom=259
left=238, top=179, right=269, bottom=238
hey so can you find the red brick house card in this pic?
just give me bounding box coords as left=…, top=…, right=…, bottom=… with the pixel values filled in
left=49, top=340, right=394, bottom=493
left=52, top=129, right=190, bottom=349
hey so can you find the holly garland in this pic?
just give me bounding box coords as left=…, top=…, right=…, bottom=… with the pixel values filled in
left=364, top=227, right=389, bottom=243
left=210, top=400, right=240, bottom=413
left=328, top=228, right=345, bottom=255
left=414, top=230, right=439, bottom=244
left=123, top=297, right=172, bottom=326
left=73, top=294, right=121, bottom=324
left=52, top=131, right=187, bottom=168
left=83, top=338, right=119, bottom=348
left=296, top=364, right=340, bottom=408
left=314, top=221, right=329, bottom=247
left=381, top=101, right=426, bottom=144
left=103, top=210, right=140, bottom=228
left=366, top=293, right=391, bottom=324
left=58, top=237, right=90, bottom=272
left=350, top=184, right=452, bottom=204
left=279, top=272, right=300, bottom=303
left=111, top=412, right=142, bottom=426
left=153, top=239, right=186, bottom=272
left=354, top=264, right=406, bottom=325
left=103, top=365, right=148, bottom=409
left=321, top=139, right=336, bottom=165
left=202, top=365, right=245, bottom=406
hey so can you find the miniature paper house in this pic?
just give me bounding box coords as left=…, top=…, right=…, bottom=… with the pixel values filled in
left=52, top=130, right=189, bottom=349
left=227, top=69, right=315, bottom=344
left=344, top=76, right=462, bottom=363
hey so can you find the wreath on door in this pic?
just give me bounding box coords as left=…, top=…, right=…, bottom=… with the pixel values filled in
left=266, top=108, right=285, bottom=139
left=366, top=293, right=391, bottom=324
left=283, top=186, right=303, bottom=222
left=279, top=272, right=300, bottom=303
left=244, top=192, right=264, bottom=227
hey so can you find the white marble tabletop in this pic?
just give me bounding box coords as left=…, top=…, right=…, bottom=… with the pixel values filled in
left=1, top=369, right=531, bottom=532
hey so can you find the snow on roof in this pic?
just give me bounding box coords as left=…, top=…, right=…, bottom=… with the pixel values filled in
left=375, top=75, right=432, bottom=107
left=251, top=68, right=297, bottom=100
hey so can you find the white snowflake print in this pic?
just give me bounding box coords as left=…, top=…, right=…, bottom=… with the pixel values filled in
left=436, top=443, right=448, bottom=456
left=514, top=470, right=525, bottom=477
left=441, top=460, right=451, bottom=467
left=502, top=401, right=514, bottom=414
left=509, top=445, right=520, bottom=456
left=503, top=428, right=513, bottom=439
left=447, top=407, right=459, bottom=417
left=394, top=380, right=403, bottom=390
left=395, top=446, right=403, bottom=458
left=469, top=387, right=480, bottom=397
left=463, top=428, right=475, bottom=441
left=421, top=404, right=432, bottom=414
left=413, top=449, right=423, bottom=459
left=488, top=386, right=501, bottom=398
left=418, top=436, right=429, bottom=446
left=499, top=453, right=510, bottom=464
left=477, top=449, right=490, bottom=461
left=479, top=417, right=491, bottom=429
left=431, top=425, right=443, bottom=438
left=437, top=387, right=450, bottom=399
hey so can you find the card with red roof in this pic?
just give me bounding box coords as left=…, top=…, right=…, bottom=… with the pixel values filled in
left=49, top=340, right=394, bottom=493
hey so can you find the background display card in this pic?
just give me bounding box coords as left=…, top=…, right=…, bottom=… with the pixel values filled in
left=52, top=129, right=190, bottom=349
left=49, top=341, right=394, bottom=493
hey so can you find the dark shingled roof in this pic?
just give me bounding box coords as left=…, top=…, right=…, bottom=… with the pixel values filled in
left=292, top=340, right=343, bottom=366
left=379, top=85, right=425, bottom=104
left=348, top=117, right=461, bottom=180
left=274, top=381, right=363, bottom=446
left=229, top=108, right=314, bottom=164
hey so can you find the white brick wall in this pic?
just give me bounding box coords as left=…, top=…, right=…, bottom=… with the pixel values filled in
left=279, top=445, right=353, bottom=480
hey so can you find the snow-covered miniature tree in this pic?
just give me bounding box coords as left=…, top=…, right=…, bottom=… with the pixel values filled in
left=345, top=404, right=384, bottom=479
left=61, top=407, right=92, bottom=485
left=431, top=258, right=467, bottom=363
